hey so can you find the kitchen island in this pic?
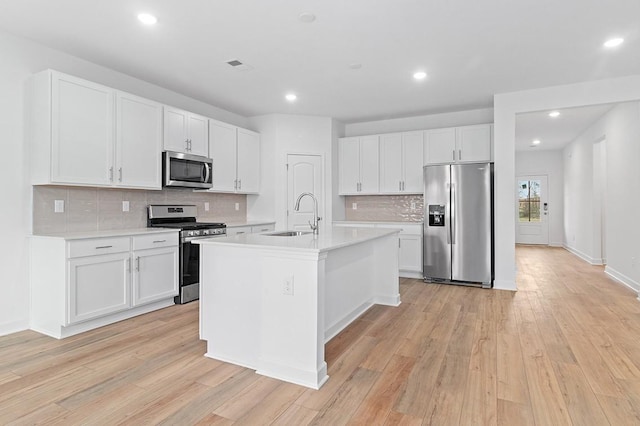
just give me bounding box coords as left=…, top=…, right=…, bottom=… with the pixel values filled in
left=196, top=226, right=400, bottom=389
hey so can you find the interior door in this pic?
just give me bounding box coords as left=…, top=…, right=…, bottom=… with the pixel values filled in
left=516, top=175, right=549, bottom=244
left=287, top=154, right=323, bottom=231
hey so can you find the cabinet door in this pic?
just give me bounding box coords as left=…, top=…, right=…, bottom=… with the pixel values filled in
left=237, top=128, right=260, bottom=193
left=115, top=92, right=162, bottom=189
left=380, top=133, right=403, bottom=193
left=187, top=113, right=209, bottom=157
left=51, top=73, right=114, bottom=185
left=425, top=127, right=456, bottom=164
left=402, top=131, right=424, bottom=192
left=132, top=247, right=178, bottom=306
left=359, top=135, right=380, bottom=193
left=399, top=234, right=423, bottom=272
left=68, top=252, right=130, bottom=324
left=339, top=137, right=361, bottom=194
left=209, top=120, right=238, bottom=192
left=163, top=107, right=189, bottom=153
left=457, top=124, right=492, bottom=163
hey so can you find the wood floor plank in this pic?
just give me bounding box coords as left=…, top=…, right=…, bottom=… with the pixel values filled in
left=1, top=245, right=640, bottom=424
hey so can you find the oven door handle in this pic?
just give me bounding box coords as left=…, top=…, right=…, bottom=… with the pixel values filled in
left=182, top=234, right=226, bottom=243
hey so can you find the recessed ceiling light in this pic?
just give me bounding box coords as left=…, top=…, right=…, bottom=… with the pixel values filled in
left=349, top=63, right=363, bottom=70
left=531, top=139, right=541, bottom=146
left=285, top=93, right=297, bottom=102
left=548, top=111, right=560, bottom=118
left=298, top=12, right=316, bottom=23
left=137, top=13, right=157, bottom=25
left=603, top=37, right=624, bottom=48
left=413, top=71, right=427, bottom=80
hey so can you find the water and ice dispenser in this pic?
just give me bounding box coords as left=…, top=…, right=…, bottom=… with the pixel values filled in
left=428, top=204, right=445, bottom=226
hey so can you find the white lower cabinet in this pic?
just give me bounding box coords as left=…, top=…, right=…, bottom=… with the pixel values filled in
left=333, top=222, right=423, bottom=278
left=30, top=231, right=178, bottom=339
left=68, top=252, right=131, bottom=324
left=226, top=222, right=275, bottom=236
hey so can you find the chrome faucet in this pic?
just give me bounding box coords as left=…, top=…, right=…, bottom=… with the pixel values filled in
left=294, top=192, right=321, bottom=234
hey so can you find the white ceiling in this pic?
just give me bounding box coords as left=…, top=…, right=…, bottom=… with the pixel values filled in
left=0, top=0, right=638, bottom=123
left=515, top=104, right=615, bottom=152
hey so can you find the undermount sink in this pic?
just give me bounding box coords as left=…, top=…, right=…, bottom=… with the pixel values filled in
left=263, top=231, right=312, bottom=237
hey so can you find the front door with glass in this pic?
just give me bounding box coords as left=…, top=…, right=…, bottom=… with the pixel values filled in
left=516, top=175, right=549, bottom=245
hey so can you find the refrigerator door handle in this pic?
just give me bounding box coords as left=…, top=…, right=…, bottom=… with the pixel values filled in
left=450, top=183, right=456, bottom=244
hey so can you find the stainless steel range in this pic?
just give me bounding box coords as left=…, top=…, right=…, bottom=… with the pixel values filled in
left=147, top=205, right=226, bottom=304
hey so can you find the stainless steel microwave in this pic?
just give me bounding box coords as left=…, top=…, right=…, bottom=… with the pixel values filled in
left=163, top=151, right=213, bottom=189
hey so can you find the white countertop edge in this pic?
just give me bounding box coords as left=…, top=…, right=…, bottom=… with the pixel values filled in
left=31, top=228, right=180, bottom=240
left=195, top=227, right=399, bottom=253
left=333, top=220, right=423, bottom=226
left=225, top=220, right=276, bottom=228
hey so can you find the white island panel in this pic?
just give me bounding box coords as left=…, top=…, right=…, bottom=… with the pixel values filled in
left=197, top=227, right=400, bottom=389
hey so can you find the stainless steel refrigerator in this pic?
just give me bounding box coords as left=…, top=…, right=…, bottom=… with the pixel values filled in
left=423, top=163, right=493, bottom=288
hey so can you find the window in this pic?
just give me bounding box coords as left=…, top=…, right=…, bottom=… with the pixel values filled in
left=518, top=180, right=541, bottom=222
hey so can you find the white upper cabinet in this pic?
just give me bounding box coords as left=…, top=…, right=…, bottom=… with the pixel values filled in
left=47, top=72, right=114, bottom=186
left=236, top=128, right=260, bottom=194
left=456, top=124, right=492, bottom=163
left=163, top=106, right=209, bottom=157
left=209, top=119, right=260, bottom=194
left=380, top=131, right=423, bottom=193
left=339, top=136, right=379, bottom=195
left=30, top=70, right=162, bottom=189
left=425, top=124, right=492, bottom=164
left=115, top=92, right=162, bottom=189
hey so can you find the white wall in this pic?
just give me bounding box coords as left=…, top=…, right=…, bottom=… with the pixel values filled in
left=248, top=114, right=336, bottom=229
left=494, top=75, right=640, bottom=291
left=0, top=30, right=249, bottom=336
left=344, top=108, right=493, bottom=136
left=515, top=150, right=564, bottom=246
left=563, top=102, right=640, bottom=290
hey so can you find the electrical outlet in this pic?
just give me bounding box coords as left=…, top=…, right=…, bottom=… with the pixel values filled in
left=352, top=202, right=357, bottom=210
left=283, top=275, right=294, bottom=295
left=204, top=202, right=210, bottom=211
left=411, top=202, right=416, bottom=210
left=122, top=201, right=130, bottom=212
left=235, top=203, right=240, bottom=211
left=54, top=199, right=64, bottom=213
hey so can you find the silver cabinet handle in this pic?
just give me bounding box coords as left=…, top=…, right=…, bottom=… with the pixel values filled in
left=458, top=149, right=462, bottom=161
left=399, top=181, right=402, bottom=191
left=118, top=167, right=122, bottom=182
left=153, top=240, right=166, bottom=243
left=109, top=167, right=114, bottom=182
left=238, top=179, right=242, bottom=190
left=234, top=179, right=238, bottom=190
left=236, top=231, right=246, bottom=235
left=135, top=256, right=140, bottom=271
left=95, top=245, right=113, bottom=249
left=452, top=150, right=455, bottom=161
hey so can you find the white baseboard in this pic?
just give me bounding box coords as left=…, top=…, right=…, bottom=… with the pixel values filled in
left=0, top=319, right=29, bottom=337
left=604, top=266, right=640, bottom=293
left=563, top=245, right=603, bottom=265
left=549, top=242, right=563, bottom=247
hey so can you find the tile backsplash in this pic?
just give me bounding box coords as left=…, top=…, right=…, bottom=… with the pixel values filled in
left=345, top=195, right=424, bottom=222
left=33, top=186, right=247, bottom=234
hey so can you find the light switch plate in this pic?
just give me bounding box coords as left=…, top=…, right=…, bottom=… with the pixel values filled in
left=54, top=199, right=64, bottom=213
left=235, top=203, right=240, bottom=211
left=204, top=202, right=210, bottom=211
left=122, top=201, right=130, bottom=212
left=352, top=203, right=357, bottom=210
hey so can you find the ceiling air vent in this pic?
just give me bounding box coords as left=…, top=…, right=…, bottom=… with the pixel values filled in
left=225, top=59, right=254, bottom=71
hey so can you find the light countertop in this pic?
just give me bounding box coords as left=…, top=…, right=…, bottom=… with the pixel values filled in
left=195, top=226, right=398, bottom=253
left=224, top=220, right=276, bottom=228
left=31, top=228, right=179, bottom=240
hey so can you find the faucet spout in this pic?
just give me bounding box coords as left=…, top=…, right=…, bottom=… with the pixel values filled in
left=294, top=192, right=321, bottom=234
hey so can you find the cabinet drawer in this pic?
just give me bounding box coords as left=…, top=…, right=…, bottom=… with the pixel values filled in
left=68, top=237, right=130, bottom=258
left=133, top=233, right=179, bottom=250
left=252, top=224, right=275, bottom=233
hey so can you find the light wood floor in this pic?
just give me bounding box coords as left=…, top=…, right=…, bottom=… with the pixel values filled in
left=2, top=246, right=640, bottom=425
